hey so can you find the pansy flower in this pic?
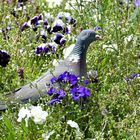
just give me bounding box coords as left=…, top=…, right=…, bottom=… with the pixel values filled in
left=54, top=33, right=64, bottom=44
left=51, top=19, right=64, bottom=32
left=35, top=43, right=49, bottom=54
left=0, top=50, right=10, bottom=67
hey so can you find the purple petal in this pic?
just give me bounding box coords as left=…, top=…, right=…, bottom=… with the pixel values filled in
left=50, top=99, right=60, bottom=105
left=54, top=33, right=64, bottom=44
left=51, top=77, right=58, bottom=84
left=134, top=0, right=140, bottom=7
left=60, top=38, right=66, bottom=46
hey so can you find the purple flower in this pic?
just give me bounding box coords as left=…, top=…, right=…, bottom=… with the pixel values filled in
left=6, top=26, right=11, bottom=31
left=31, top=16, right=38, bottom=24
left=51, top=77, right=58, bottom=84
left=125, top=73, right=139, bottom=83
left=65, top=25, right=71, bottom=34
left=65, top=15, right=72, bottom=23
left=17, top=2, right=23, bottom=8
left=68, top=74, right=78, bottom=86
left=60, top=38, right=66, bottom=46
left=57, top=89, right=66, bottom=99
left=131, top=73, right=139, bottom=79
left=125, top=76, right=129, bottom=82
left=49, top=88, right=66, bottom=105
left=35, top=46, right=43, bottom=54
left=57, top=71, right=69, bottom=82
left=94, top=26, right=102, bottom=31
left=77, top=87, right=90, bottom=98
left=35, top=44, right=49, bottom=54
left=70, top=85, right=79, bottom=94
left=71, top=86, right=90, bottom=101
left=50, top=99, right=61, bottom=105
left=21, top=22, right=30, bottom=31
left=45, top=25, right=52, bottom=34
left=70, top=18, right=77, bottom=27
left=48, top=43, right=57, bottom=53
left=38, top=14, right=42, bottom=20
left=0, top=50, right=10, bottom=67
left=30, top=14, right=42, bottom=25
left=2, top=28, right=5, bottom=33
left=52, top=19, right=64, bottom=32
left=44, top=19, right=48, bottom=29
left=83, top=79, right=89, bottom=85
left=47, top=87, right=57, bottom=96
left=40, top=30, right=47, bottom=42
left=54, top=33, right=64, bottom=44
left=134, top=0, right=140, bottom=7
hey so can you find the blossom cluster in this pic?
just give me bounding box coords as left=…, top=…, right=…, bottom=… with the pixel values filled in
left=17, top=105, right=48, bottom=126
left=125, top=73, right=139, bottom=83
left=47, top=71, right=90, bottom=105
left=21, top=12, right=76, bottom=55
left=0, top=50, right=10, bottom=67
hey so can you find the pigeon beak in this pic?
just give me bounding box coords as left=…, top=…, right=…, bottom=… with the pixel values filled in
left=95, top=35, right=102, bottom=40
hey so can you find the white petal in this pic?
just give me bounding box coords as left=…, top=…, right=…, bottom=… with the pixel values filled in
left=67, top=120, right=79, bottom=129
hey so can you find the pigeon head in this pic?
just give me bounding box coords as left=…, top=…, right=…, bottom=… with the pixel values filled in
left=68, top=29, right=101, bottom=59
left=77, top=29, right=100, bottom=46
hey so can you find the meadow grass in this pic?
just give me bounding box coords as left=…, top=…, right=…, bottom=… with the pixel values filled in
left=0, top=0, right=140, bottom=139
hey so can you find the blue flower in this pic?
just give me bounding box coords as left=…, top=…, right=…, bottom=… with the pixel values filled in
left=125, top=73, right=139, bottom=83
left=57, top=89, right=66, bottom=99
left=48, top=89, right=66, bottom=105
left=131, top=73, right=139, bottom=79
left=51, top=77, right=58, bottom=84
left=83, top=79, right=89, bottom=85
left=71, top=86, right=90, bottom=101
left=94, top=26, right=102, bottom=31
left=57, top=71, right=69, bottom=82
left=47, top=87, right=57, bottom=96
left=50, top=99, right=61, bottom=105
left=47, top=71, right=91, bottom=104
left=68, top=74, right=78, bottom=86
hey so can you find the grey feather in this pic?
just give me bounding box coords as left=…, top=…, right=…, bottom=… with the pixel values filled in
left=0, top=29, right=100, bottom=111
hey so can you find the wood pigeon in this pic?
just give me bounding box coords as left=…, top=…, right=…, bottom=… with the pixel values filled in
left=0, top=29, right=101, bottom=111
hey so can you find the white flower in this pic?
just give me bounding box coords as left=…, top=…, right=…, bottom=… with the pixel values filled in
left=53, top=19, right=65, bottom=28
left=52, top=59, right=59, bottom=66
left=17, top=105, right=48, bottom=125
left=46, top=0, right=63, bottom=8
left=102, top=44, right=118, bottom=53
left=17, top=107, right=31, bottom=122
left=42, top=130, right=55, bottom=140
left=30, top=106, right=48, bottom=124
left=44, top=12, right=53, bottom=19
left=124, top=34, right=133, bottom=44
left=67, top=120, right=82, bottom=137
left=67, top=120, right=79, bottom=129
left=17, top=107, right=31, bottom=127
